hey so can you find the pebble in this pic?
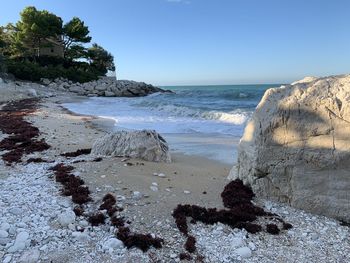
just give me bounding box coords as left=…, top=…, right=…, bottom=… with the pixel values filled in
left=0, top=230, right=8, bottom=238
left=72, top=231, right=90, bottom=242
left=184, top=190, right=191, bottom=194
left=9, top=207, right=22, bottom=215
left=132, top=191, right=142, bottom=200
left=3, top=255, right=12, bottom=263
left=235, top=246, right=252, bottom=258
left=58, top=209, right=76, bottom=227
left=103, top=238, right=124, bottom=252
left=0, top=223, right=10, bottom=231
left=150, top=186, right=159, bottom=192
left=18, top=248, right=40, bottom=263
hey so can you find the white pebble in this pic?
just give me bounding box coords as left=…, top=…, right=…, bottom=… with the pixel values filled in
left=3, top=255, right=12, bottom=263
left=58, top=209, right=76, bottom=227
left=235, top=246, right=252, bottom=258
left=150, top=186, right=158, bottom=192
left=0, top=230, right=8, bottom=238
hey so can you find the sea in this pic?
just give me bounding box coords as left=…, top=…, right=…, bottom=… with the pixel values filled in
left=63, top=84, right=277, bottom=165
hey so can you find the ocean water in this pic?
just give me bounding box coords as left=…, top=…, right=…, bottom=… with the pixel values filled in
left=63, top=84, right=276, bottom=164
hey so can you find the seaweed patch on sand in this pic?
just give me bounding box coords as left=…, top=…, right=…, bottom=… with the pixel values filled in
left=60, top=148, right=92, bottom=157
left=0, top=99, right=50, bottom=165
left=49, top=163, right=92, bottom=205
left=172, top=179, right=293, bottom=255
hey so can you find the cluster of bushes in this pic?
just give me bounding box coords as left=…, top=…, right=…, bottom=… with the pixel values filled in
left=0, top=6, right=115, bottom=83
left=5, top=57, right=100, bottom=83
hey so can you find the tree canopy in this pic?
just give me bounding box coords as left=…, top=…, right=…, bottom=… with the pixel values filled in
left=0, top=6, right=115, bottom=82
left=88, top=43, right=115, bottom=75
left=15, top=6, right=63, bottom=57
left=63, top=17, right=91, bottom=58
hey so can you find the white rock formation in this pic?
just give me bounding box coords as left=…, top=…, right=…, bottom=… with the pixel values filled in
left=230, top=74, right=350, bottom=222
left=91, top=130, right=171, bottom=163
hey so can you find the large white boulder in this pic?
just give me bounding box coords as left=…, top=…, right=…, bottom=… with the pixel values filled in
left=230, top=74, right=350, bottom=222
left=92, top=130, right=171, bottom=163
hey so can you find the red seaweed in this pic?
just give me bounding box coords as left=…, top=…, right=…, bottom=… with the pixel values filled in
left=60, top=148, right=92, bottom=157
left=172, top=179, right=293, bottom=254
left=88, top=212, right=106, bottom=226
left=0, top=99, right=50, bottom=165
left=116, top=227, right=163, bottom=252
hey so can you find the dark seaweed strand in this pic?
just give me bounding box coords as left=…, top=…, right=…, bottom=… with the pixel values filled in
left=172, top=179, right=293, bottom=255
left=0, top=99, right=50, bottom=165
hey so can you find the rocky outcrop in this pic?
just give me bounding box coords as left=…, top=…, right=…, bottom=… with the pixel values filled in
left=41, top=77, right=166, bottom=97
left=229, top=74, right=350, bottom=222
left=91, top=130, right=171, bottom=163
left=0, top=79, right=55, bottom=103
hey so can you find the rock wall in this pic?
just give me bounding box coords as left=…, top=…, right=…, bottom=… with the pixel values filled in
left=229, top=74, right=350, bottom=222
left=41, top=77, right=166, bottom=97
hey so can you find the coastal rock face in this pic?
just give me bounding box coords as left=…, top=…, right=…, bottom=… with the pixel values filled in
left=91, top=130, right=171, bottom=163
left=230, top=74, right=350, bottom=222
left=41, top=77, right=166, bottom=97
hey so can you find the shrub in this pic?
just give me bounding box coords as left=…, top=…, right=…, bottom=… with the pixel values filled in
left=5, top=58, right=100, bottom=83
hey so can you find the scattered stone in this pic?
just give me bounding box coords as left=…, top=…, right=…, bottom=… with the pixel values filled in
left=132, top=191, right=143, bottom=200
left=150, top=186, right=159, bottom=192
left=3, top=255, right=12, bottom=263
left=19, top=248, right=40, bottom=263
left=0, top=230, right=8, bottom=238
left=235, top=246, right=252, bottom=258
left=103, top=238, right=124, bottom=252
left=58, top=209, right=76, bottom=227
left=72, top=231, right=90, bottom=242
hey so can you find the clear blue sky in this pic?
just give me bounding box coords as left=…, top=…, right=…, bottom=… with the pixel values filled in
left=1, top=0, right=349, bottom=85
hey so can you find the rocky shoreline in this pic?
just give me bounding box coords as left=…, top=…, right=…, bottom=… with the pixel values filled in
left=42, top=77, right=168, bottom=97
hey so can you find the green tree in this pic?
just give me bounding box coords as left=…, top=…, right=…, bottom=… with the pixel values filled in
left=15, top=6, right=62, bottom=57
left=87, top=43, right=115, bottom=75
left=63, top=17, right=91, bottom=59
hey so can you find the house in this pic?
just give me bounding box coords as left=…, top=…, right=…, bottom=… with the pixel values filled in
left=38, top=36, right=64, bottom=57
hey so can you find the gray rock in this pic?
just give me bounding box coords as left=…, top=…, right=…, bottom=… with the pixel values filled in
left=103, top=238, right=124, bottom=251
left=27, top=88, right=37, bottom=97
left=69, top=85, right=84, bottom=94
left=0, top=230, right=8, bottom=238
left=19, top=249, right=40, bottom=263
left=0, top=223, right=10, bottom=231
left=8, top=231, right=28, bottom=252
left=235, top=247, right=252, bottom=258
left=230, top=74, right=350, bottom=222
left=9, top=207, right=22, bottom=215
left=91, top=130, right=171, bottom=162
left=104, top=91, right=115, bottom=97
left=41, top=78, right=51, bottom=85
left=58, top=209, right=76, bottom=227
